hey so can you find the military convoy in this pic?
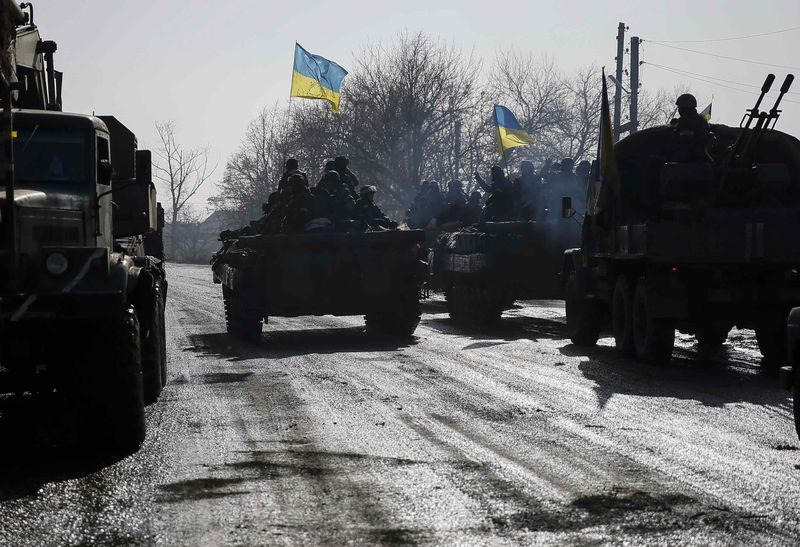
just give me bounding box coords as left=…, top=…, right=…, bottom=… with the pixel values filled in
left=212, top=230, right=427, bottom=340
left=0, top=1, right=167, bottom=453
left=430, top=219, right=581, bottom=323
left=563, top=74, right=800, bottom=367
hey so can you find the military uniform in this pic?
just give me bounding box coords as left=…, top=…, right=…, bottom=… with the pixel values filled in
left=356, top=185, right=397, bottom=230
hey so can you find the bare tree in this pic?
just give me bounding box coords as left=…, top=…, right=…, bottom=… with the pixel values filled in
left=154, top=121, right=217, bottom=257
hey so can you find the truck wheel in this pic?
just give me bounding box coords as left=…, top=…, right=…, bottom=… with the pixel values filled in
left=141, top=289, right=164, bottom=405
left=755, top=314, right=787, bottom=372
left=794, top=367, right=800, bottom=440
left=632, top=278, right=675, bottom=364
left=565, top=273, right=600, bottom=346
left=223, top=285, right=263, bottom=342
left=612, top=276, right=635, bottom=357
left=80, top=305, right=146, bottom=454
left=158, top=286, right=168, bottom=387
left=366, top=287, right=421, bottom=337
left=694, top=323, right=731, bottom=347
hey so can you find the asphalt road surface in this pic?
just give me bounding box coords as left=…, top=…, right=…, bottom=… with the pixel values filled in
left=1, top=263, right=799, bottom=545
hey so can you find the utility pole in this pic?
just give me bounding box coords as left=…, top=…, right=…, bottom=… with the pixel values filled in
left=628, top=36, right=640, bottom=135
left=613, top=22, right=626, bottom=141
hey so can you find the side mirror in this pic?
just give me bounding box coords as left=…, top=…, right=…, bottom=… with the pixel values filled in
left=98, top=159, right=113, bottom=186
left=561, top=196, right=573, bottom=219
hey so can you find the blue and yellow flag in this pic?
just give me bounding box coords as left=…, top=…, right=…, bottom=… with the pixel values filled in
left=493, top=105, right=535, bottom=153
left=290, top=43, right=348, bottom=113
left=700, top=102, right=712, bottom=121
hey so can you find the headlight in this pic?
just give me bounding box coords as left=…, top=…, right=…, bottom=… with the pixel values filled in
left=45, top=252, right=69, bottom=276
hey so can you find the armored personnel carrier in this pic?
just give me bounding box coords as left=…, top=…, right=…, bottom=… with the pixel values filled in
left=0, top=1, right=167, bottom=453
left=430, top=219, right=581, bottom=323
left=212, top=230, right=427, bottom=340
left=564, top=74, right=799, bottom=367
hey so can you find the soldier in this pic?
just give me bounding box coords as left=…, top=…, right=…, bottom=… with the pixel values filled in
left=438, top=180, right=468, bottom=226
left=462, top=190, right=483, bottom=225
left=281, top=173, right=316, bottom=233
left=670, top=93, right=712, bottom=163
left=513, top=161, right=543, bottom=221
left=314, top=170, right=356, bottom=225
left=334, top=156, right=360, bottom=200
left=474, top=165, right=514, bottom=222
left=356, top=185, right=398, bottom=230
left=405, top=181, right=430, bottom=229
left=278, top=158, right=301, bottom=189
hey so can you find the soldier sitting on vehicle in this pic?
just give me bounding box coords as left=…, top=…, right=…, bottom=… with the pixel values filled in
left=461, top=190, right=483, bottom=225
left=437, top=180, right=468, bottom=227
left=474, top=165, right=515, bottom=222
left=513, top=161, right=544, bottom=221
left=313, top=170, right=356, bottom=228
left=281, top=173, right=318, bottom=233
left=334, top=156, right=360, bottom=200
left=355, top=185, right=398, bottom=230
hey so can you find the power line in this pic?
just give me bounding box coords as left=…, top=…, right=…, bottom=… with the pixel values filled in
left=643, top=40, right=800, bottom=71
left=646, top=25, right=800, bottom=43
left=643, top=62, right=800, bottom=105
left=643, top=61, right=799, bottom=96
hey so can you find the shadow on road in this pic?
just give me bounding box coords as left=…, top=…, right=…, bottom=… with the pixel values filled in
left=561, top=343, right=791, bottom=411
left=422, top=314, right=566, bottom=345
left=0, top=394, right=126, bottom=501
left=185, top=326, right=417, bottom=362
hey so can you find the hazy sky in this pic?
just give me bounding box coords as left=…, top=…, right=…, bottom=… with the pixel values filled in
left=36, top=0, right=800, bottom=210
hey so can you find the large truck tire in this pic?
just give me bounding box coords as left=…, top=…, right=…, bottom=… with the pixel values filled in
left=79, top=305, right=146, bottom=454
left=694, top=323, right=731, bottom=347
left=794, top=367, right=800, bottom=440
left=755, top=313, right=788, bottom=372
left=366, top=286, right=422, bottom=338
left=223, top=285, right=263, bottom=342
left=141, top=289, right=164, bottom=405
left=632, top=278, right=675, bottom=364
left=158, top=285, right=168, bottom=387
left=612, top=276, right=636, bottom=357
left=565, top=272, right=600, bottom=347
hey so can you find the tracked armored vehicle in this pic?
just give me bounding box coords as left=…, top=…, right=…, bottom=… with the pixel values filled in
left=212, top=230, right=427, bottom=340
left=564, top=74, right=800, bottom=367
left=0, top=1, right=167, bottom=453
left=430, top=219, right=582, bottom=323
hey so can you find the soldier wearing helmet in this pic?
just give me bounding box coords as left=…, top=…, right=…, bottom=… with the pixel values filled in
left=355, top=185, right=398, bottom=230
left=670, top=93, right=712, bottom=163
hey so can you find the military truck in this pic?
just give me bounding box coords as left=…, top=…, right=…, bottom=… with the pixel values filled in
left=212, top=230, right=427, bottom=340
left=0, top=1, right=167, bottom=453
left=783, top=310, right=800, bottom=439
left=430, top=219, right=582, bottom=323
left=563, top=74, right=800, bottom=367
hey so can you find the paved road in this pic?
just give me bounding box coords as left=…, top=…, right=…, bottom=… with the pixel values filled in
left=1, top=263, right=799, bottom=545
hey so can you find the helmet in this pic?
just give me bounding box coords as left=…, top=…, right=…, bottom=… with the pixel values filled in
left=285, top=158, right=299, bottom=171
left=360, top=185, right=377, bottom=196
left=676, top=94, right=697, bottom=109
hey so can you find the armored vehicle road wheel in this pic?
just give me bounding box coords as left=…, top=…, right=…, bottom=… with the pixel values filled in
left=694, top=323, right=731, bottom=347
left=565, top=273, right=600, bottom=347
left=632, top=278, right=675, bottom=364
left=612, top=276, right=635, bottom=357
left=756, top=313, right=788, bottom=373
left=223, top=285, right=263, bottom=342
left=141, top=288, right=165, bottom=405
left=365, top=286, right=421, bottom=338
left=79, top=305, right=146, bottom=454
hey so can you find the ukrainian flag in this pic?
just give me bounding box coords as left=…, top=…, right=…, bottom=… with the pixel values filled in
left=494, top=105, right=535, bottom=153
left=290, top=43, right=348, bottom=113
left=700, top=102, right=712, bottom=121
